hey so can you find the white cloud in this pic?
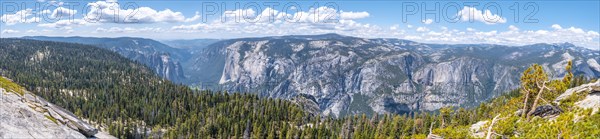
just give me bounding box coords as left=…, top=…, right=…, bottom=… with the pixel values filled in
left=51, top=7, right=77, bottom=19
left=340, top=11, right=369, bottom=20
left=389, top=24, right=399, bottom=30
left=48, top=1, right=64, bottom=6
left=184, top=11, right=201, bottom=22
left=416, top=27, right=429, bottom=32
left=84, top=1, right=194, bottom=23
left=166, top=7, right=598, bottom=49
left=1, top=9, right=40, bottom=25
left=457, top=6, right=506, bottom=24
left=421, top=19, right=433, bottom=24
left=508, top=25, right=519, bottom=31
left=94, top=27, right=163, bottom=33
left=1, top=29, right=20, bottom=34
left=172, top=6, right=378, bottom=37
left=404, top=25, right=599, bottom=49
left=38, top=19, right=91, bottom=29
left=551, top=24, right=562, bottom=30
left=567, top=27, right=585, bottom=34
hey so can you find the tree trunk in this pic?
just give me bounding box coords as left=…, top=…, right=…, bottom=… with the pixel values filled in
left=521, top=88, right=530, bottom=118
left=526, top=82, right=546, bottom=120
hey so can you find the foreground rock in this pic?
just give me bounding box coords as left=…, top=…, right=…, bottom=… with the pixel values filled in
left=470, top=121, right=488, bottom=138
left=1, top=78, right=114, bottom=138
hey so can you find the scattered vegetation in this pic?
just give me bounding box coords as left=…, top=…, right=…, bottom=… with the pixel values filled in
left=45, top=115, right=59, bottom=125
left=0, top=76, right=25, bottom=96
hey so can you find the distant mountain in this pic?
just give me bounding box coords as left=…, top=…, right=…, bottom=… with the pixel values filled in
left=184, top=33, right=600, bottom=117
left=160, top=39, right=220, bottom=50
left=22, top=36, right=187, bottom=83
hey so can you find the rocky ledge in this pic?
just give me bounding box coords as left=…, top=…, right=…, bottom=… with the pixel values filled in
left=555, top=80, right=600, bottom=114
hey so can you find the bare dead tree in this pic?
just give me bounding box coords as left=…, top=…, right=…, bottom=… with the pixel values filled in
left=485, top=114, right=501, bottom=139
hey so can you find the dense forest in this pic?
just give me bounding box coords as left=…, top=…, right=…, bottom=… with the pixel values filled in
left=1, top=38, right=598, bottom=138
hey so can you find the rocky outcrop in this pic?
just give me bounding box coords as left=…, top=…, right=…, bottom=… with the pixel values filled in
left=555, top=80, right=600, bottom=102
left=555, top=80, right=600, bottom=114
left=1, top=78, right=113, bottom=138
left=290, top=94, right=321, bottom=117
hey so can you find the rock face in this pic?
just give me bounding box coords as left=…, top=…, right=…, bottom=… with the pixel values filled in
left=0, top=78, right=112, bottom=138
left=185, top=34, right=600, bottom=117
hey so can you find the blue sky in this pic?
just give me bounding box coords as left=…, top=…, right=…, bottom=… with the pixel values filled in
left=1, top=0, right=599, bottom=49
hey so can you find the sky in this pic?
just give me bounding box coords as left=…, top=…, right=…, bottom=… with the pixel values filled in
left=1, top=0, right=599, bottom=49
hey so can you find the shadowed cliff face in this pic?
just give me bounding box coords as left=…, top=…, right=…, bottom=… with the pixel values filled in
left=185, top=34, right=600, bottom=117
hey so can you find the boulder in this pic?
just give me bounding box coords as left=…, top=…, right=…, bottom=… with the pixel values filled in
left=531, top=105, right=562, bottom=118
left=514, top=109, right=525, bottom=116
left=470, top=121, right=488, bottom=138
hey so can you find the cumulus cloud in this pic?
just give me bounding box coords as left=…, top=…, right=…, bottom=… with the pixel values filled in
left=184, top=12, right=201, bottom=22
left=508, top=25, right=519, bottom=31
left=38, top=19, right=90, bottom=29
left=422, top=19, right=433, bottom=24
left=172, top=6, right=377, bottom=37
left=416, top=27, right=429, bottom=32
left=551, top=24, right=562, bottom=30
left=456, top=6, right=506, bottom=24
left=84, top=1, right=198, bottom=23
left=393, top=24, right=599, bottom=49
left=51, top=7, right=77, bottom=19
left=1, top=6, right=78, bottom=26
left=1, top=9, right=40, bottom=25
